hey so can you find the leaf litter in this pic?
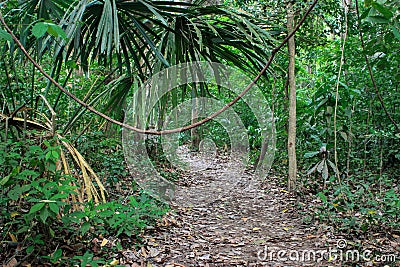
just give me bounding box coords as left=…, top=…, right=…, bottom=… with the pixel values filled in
left=114, top=148, right=399, bottom=267
left=118, top=149, right=357, bottom=267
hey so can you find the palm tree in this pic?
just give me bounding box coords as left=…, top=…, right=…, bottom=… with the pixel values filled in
left=2, top=1, right=282, bottom=127
left=45, top=0, right=281, bottom=124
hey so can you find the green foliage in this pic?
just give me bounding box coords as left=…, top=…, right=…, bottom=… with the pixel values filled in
left=305, top=149, right=338, bottom=182
left=0, top=133, right=168, bottom=264
left=0, top=28, right=12, bottom=42
left=302, top=173, right=400, bottom=236
left=72, top=251, right=105, bottom=267
left=32, top=21, right=67, bottom=39
left=76, top=131, right=128, bottom=186
left=0, top=136, right=77, bottom=253
left=203, top=120, right=230, bottom=150
left=64, top=195, right=168, bottom=238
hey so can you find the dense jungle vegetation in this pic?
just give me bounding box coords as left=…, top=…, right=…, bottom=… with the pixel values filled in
left=0, top=0, right=399, bottom=265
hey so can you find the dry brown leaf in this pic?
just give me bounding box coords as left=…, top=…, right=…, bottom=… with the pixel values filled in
left=8, top=233, right=17, bottom=243
left=4, top=258, right=18, bottom=267
left=100, top=238, right=108, bottom=247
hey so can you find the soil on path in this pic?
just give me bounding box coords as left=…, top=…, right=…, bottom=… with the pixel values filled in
left=123, top=148, right=341, bottom=266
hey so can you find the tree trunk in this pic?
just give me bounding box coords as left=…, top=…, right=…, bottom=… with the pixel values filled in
left=286, top=1, right=297, bottom=191
left=191, top=88, right=200, bottom=151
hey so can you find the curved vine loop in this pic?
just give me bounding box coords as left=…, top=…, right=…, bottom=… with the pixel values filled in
left=0, top=0, right=318, bottom=135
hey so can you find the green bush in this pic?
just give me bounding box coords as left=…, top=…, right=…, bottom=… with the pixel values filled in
left=0, top=134, right=168, bottom=265
left=64, top=194, right=168, bottom=238
left=0, top=137, right=78, bottom=258
left=306, top=174, right=400, bottom=235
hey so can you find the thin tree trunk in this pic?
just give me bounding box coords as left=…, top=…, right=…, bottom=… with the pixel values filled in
left=362, top=97, right=372, bottom=173
left=191, top=88, right=200, bottom=151
left=346, top=101, right=355, bottom=177
left=287, top=1, right=297, bottom=191
left=255, top=76, right=277, bottom=171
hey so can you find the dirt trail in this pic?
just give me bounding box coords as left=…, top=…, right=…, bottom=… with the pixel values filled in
left=124, top=149, right=339, bottom=266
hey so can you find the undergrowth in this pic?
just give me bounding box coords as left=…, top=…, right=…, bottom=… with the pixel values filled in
left=298, top=170, right=400, bottom=237
left=0, top=133, right=169, bottom=266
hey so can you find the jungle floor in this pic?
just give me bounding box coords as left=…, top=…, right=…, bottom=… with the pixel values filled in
left=115, top=147, right=400, bottom=267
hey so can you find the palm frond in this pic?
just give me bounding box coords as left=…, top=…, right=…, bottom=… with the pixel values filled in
left=37, top=1, right=282, bottom=129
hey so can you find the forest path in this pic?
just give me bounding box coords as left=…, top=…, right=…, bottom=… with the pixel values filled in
left=124, top=148, right=339, bottom=266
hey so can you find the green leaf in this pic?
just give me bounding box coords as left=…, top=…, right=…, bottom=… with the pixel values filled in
left=1, top=166, right=21, bottom=186
left=40, top=207, right=50, bottom=223
left=66, top=60, right=78, bottom=69
left=317, top=160, right=325, bottom=173
left=47, top=24, right=67, bottom=40
left=360, top=7, right=372, bottom=20
left=81, top=251, right=93, bottom=267
left=306, top=163, right=319, bottom=176
left=49, top=227, right=55, bottom=238
left=7, top=184, right=30, bottom=200
left=0, top=28, right=12, bottom=42
left=318, top=192, right=328, bottom=203
left=366, top=15, right=389, bottom=24
left=322, top=161, right=329, bottom=180
left=304, top=151, right=319, bottom=158
left=29, top=145, right=43, bottom=153
left=371, top=2, right=393, bottom=20
left=29, top=202, right=46, bottom=214
left=52, top=248, right=62, bottom=261
left=26, top=245, right=34, bottom=254
left=51, top=150, right=60, bottom=159
left=392, top=26, right=400, bottom=41
left=47, top=162, right=57, bottom=172
left=80, top=221, right=91, bottom=235
left=32, top=22, right=48, bottom=38
left=139, top=0, right=168, bottom=25
left=339, top=131, right=348, bottom=141
left=7, top=187, right=21, bottom=201
left=327, top=160, right=338, bottom=174
left=43, top=140, right=51, bottom=148
left=0, top=175, right=10, bottom=186
left=49, top=202, right=59, bottom=214
left=50, top=193, right=69, bottom=200
left=130, top=16, right=169, bottom=67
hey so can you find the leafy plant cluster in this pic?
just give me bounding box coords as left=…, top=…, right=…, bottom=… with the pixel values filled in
left=307, top=174, right=400, bottom=236
left=0, top=134, right=168, bottom=265
left=297, top=0, right=400, bottom=236
left=76, top=131, right=129, bottom=186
